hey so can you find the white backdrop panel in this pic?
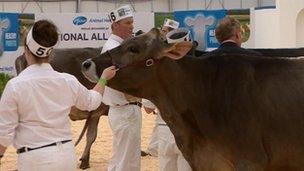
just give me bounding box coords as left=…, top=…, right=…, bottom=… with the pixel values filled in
left=36, top=12, right=154, bottom=49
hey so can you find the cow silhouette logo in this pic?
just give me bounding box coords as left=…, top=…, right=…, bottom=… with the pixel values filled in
left=185, top=14, right=215, bottom=51
left=0, top=18, right=10, bottom=56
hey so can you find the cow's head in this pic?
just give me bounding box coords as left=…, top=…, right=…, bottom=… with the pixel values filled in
left=81, top=28, right=192, bottom=96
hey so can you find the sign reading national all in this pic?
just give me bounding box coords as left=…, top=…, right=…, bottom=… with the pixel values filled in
left=36, top=13, right=112, bottom=48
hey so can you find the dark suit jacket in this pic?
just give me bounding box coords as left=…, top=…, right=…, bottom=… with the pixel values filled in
left=205, top=41, right=263, bottom=57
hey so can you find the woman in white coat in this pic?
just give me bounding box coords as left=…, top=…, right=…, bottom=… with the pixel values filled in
left=0, top=19, right=116, bottom=171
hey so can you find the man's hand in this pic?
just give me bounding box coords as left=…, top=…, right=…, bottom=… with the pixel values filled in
left=144, top=107, right=156, bottom=114
left=101, top=66, right=118, bottom=80
left=94, top=65, right=119, bottom=95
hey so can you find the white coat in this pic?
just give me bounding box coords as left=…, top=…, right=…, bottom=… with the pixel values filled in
left=102, top=34, right=142, bottom=171
left=142, top=99, right=192, bottom=171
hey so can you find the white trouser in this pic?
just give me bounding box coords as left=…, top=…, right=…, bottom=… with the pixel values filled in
left=158, top=125, right=192, bottom=171
left=17, top=141, right=76, bottom=171
left=107, top=105, right=142, bottom=171
left=146, top=118, right=159, bottom=156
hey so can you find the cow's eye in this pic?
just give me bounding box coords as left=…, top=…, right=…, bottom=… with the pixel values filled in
left=128, top=46, right=139, bottom=54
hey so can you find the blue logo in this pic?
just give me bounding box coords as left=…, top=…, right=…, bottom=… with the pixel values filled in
left=73, top=16, right=87, bottom=25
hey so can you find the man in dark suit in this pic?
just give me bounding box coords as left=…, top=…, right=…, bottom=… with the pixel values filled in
left=207, top=16, right=262, bottom=56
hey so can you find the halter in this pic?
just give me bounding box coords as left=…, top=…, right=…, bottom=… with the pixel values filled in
left=105, top=50, right=162, bottom=70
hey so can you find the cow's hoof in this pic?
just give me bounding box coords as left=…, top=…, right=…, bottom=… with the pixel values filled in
left=79, top=159, right=90, bottom=170
left=141, top=150, right=151, bottom=157
left=79, top=162, right=90, bottom=170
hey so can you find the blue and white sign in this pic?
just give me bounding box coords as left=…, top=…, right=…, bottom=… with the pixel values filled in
left=0, top=13, right=19, bottom=55
left=36, top=12, right=154, bottom=48
left=36, top=13, right=112, bottom=48
left=174, top=10, right=227, bottom=51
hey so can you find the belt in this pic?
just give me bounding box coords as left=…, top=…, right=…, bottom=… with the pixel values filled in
left=127, top=101, right=142, bottom=108
left=17, top=140, right=72, bottom=154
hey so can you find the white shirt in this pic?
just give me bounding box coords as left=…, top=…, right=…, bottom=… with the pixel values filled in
left=101, top=34, right=124, bottom=54
left=221, top=39, right=237, bottom=44
left=101, top=34, right=130, bottom=106
left=0, top=63, right=102, bottom=149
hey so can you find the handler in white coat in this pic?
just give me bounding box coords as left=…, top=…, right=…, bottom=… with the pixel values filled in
left=144, top=18, right=180, bottom=157
left=101, top=5, right=142, bottom=171
left=142, top=99, right=192, bottom=171
left=142, top=28, right=192, bottom=171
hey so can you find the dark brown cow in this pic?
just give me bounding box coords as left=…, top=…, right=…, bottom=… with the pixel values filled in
left=15, top=47, right=109, bottom=170
left=82, top=28, right=304, bottom=171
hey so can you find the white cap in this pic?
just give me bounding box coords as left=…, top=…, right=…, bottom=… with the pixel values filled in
left=166, top=28, right=191, bottom=43
left=108, top=5, right=134, bottom=23
left=163, top=18, right=179, bottom=30
left=26, top=27, right=54, bottom=58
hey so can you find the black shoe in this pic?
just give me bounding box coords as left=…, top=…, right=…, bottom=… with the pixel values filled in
left=141, top=150, right=151, bottom=157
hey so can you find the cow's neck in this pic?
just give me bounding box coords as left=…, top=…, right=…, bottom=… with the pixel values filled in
left=152, top=56, right=213, bottom=120
left=142, top=56, right=215, bottom=167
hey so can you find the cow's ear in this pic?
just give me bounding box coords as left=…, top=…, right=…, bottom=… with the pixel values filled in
left=160, top=41, right=193, bottom=60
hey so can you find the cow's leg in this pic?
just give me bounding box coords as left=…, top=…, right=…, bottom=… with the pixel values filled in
left=79, top=116, right=100, bottom=169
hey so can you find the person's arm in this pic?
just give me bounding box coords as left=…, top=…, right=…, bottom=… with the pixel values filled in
left=72, top=65, right=118, bottom=111
left=93, top=66, right=118, bottom=95
left=0, top=82, right=18, bottom=160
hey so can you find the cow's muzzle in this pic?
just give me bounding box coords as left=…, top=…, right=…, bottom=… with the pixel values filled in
left=81, top=59, right=99, bottom=83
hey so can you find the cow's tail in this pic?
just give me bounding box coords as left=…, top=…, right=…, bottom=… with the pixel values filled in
left=74, top=112, right=92, bottom=147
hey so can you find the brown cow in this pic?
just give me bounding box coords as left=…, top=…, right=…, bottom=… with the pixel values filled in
left=15, top=47, right=109, bottom=169
left=82, top=28, right=304, bottom=171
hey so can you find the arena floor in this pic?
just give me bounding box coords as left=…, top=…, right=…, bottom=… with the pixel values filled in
left=0, top=109, right=158, bottom=171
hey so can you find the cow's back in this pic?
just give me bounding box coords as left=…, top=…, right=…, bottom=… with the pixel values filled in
left=196, top=54, right=304, bottom=170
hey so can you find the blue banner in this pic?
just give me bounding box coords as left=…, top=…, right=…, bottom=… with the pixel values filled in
left=0, top=13, right=19, bottom=55
left=174, top=10, right=227, bottom=51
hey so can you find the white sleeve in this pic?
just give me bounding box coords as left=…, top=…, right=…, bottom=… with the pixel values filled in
left=69, top=77, right=103, bottom=111
left=0, top=81, right=18, bottom=147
